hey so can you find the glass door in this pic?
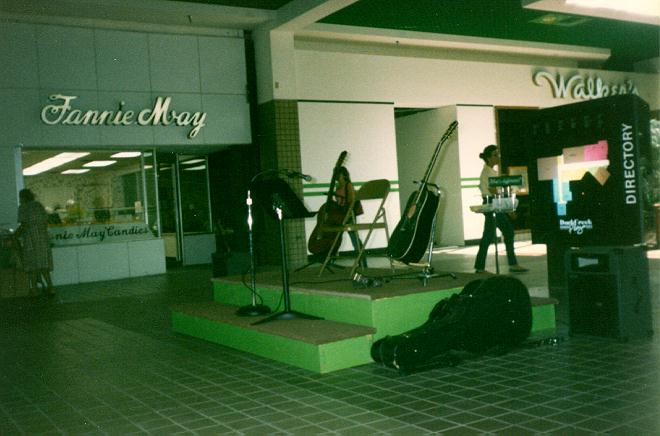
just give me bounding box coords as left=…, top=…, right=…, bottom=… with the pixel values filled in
left=156, top=152, right=181, bottom=265
left=178, top=154, right=211, bottom=234
left=156, top=152, right=214, bottom=266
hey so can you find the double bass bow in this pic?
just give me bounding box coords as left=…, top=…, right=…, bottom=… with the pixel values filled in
left=308, top=151, right=348, bottom=255
left=387, top=121, right=458, bottom=263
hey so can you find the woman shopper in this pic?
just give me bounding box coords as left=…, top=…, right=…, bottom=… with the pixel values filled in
left=16, top=189, right=55, bottom=296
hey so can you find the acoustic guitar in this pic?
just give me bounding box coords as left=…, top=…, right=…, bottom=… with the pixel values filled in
left=308, top=151, right=348, bottom=255
left=387, top=121, right=458, bottom=263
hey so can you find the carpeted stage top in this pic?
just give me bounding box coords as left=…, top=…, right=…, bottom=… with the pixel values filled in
left=214, top=265, right=481, bottom=300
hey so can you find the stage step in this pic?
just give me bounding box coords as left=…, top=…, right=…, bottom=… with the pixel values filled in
left=172, top=302, right=376, bottom=374
left=172, top=271, right=559, bottom=373
left=211, top=276, right=558, bottom=340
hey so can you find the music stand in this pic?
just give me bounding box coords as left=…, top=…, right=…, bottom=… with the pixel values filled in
left=251, top=178, right=322, bottom=325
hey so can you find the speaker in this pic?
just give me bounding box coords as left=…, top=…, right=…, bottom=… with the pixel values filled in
left=566, top=246, right=653, bottom=341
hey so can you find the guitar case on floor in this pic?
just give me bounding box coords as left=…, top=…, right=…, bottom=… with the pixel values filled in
left=371, top=275, right=532, bottom=374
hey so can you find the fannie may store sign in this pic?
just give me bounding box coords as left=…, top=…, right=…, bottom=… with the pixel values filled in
left=41, top=94, right=208, bottom=139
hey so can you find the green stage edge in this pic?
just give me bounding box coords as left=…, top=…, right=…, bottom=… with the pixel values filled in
left=212, top=282, right=555, bottom=338
left=171, top=280, right=557, bottom=374
left=213, top=282, right=375, bottom=332
left=171, top=311, right=374, bottom=374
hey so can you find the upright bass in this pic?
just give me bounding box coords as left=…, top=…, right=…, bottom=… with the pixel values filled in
left=308, top=151, right=348, bottom=255
left=387, top=121, right=458, bottom=263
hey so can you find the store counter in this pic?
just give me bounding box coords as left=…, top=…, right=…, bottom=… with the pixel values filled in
left=49, top=223, right=166, bottom=286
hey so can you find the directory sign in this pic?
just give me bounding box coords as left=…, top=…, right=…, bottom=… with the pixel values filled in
left=528, top=95, right=649, bottom=246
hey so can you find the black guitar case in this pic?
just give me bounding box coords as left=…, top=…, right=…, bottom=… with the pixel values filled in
left=371, top=275, right=532, bottom=374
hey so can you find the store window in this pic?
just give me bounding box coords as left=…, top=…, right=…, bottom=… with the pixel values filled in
left=22, top=150, right=158, bottom=245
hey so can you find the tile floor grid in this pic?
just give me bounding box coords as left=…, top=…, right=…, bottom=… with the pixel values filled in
left=1, top=251, right=658, bottom=435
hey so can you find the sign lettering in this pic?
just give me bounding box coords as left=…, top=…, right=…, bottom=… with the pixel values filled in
left=559, top=218, right=593, bottom=235
left=41, top=94, right=207, bottom=139
left=49, top=223, right=154, bottom=246
left=621, top=123, right=637, bottom=205
left=533, top=71, right=638, bottom=100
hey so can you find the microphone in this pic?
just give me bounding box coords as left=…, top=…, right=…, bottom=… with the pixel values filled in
left=286, top=170, right=312, bottom=182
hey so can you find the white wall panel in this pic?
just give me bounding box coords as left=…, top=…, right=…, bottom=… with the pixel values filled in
left=298, top=102, right=399, bottom=251
left=201, top=94, right=252, bottom=144
left=36, top=25, right=97, bottom=90
left=149, top=34, right=200, bottom=93
left=456, top=106, right=498, bottom=241
left=0, top=22, right=38, bottom=89
left=198, top=36, right=247, bottom=94
left=95, top=29, right=151, bottom=92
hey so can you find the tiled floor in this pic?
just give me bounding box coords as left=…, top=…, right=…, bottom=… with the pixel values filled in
left=1, top=244, right=658, bottom=435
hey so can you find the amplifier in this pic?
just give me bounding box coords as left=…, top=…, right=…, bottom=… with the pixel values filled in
left=565, top=246, right=653, bottom=341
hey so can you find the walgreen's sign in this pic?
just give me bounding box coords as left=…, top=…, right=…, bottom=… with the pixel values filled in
left=534, top=71, right=638, bottom=100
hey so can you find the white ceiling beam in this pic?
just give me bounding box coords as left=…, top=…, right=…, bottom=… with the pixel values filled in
left=267, top=0, right=358, bottom=32
left=0, top=0, right=276, bottom=31
left=296, top=23, right=612, bottom=61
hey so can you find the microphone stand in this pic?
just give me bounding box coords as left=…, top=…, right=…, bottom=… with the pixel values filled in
left=236, top=185, right=271, bottom=316
left=235, top=168, right=310, bottom=317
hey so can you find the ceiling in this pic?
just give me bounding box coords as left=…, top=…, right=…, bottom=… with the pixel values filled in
left=2, top=0, right=658, bottom=72
left=172, top=0, right=659, bottom=72
left=22, top=150, right=145, bottom=177
left=21, top=150, right=212, bottom=177
left=318, top=0, right=659, bottom=71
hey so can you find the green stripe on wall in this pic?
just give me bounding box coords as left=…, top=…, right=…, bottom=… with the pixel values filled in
left=303, top=180, right=399, bottom=197
left=462, top=177, right=479, bottom=189
left=306, top=180, right=477, bottom=192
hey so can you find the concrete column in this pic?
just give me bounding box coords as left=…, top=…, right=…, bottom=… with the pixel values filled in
left=0, top=145, right=23, bottom=230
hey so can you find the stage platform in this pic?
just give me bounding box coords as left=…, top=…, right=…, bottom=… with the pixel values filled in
left=172, top=266, right=558, bottom=374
